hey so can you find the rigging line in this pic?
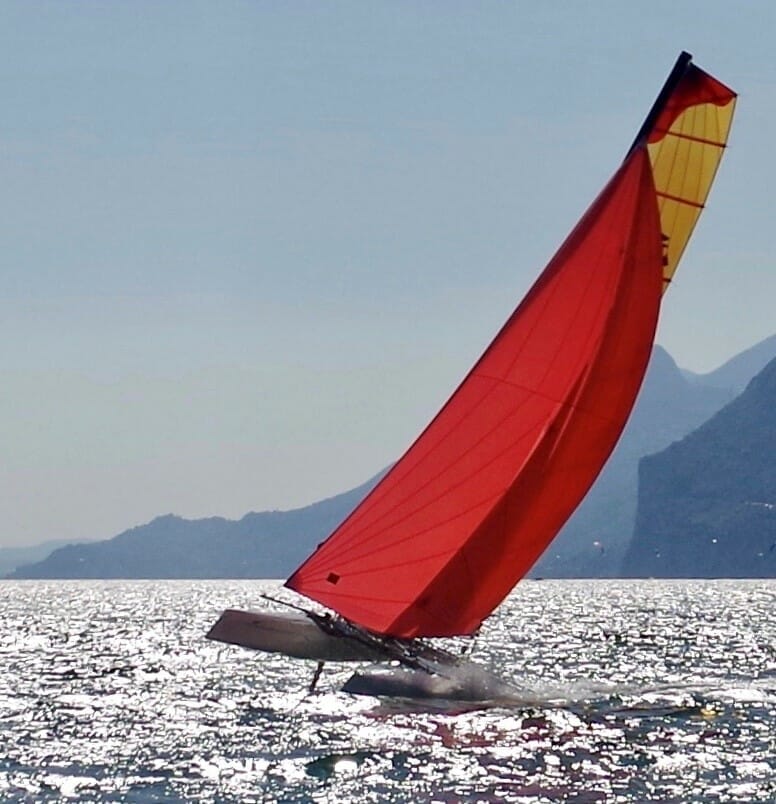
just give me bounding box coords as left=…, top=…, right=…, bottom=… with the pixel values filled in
left=317, top=618, right=460, bottom=676
left=261, top=595, right=462, bottom=671
left=460, top=624, right=481, bottom=656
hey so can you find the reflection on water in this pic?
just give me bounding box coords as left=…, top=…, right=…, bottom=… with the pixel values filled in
left=0, top=580, right=773, bottom=802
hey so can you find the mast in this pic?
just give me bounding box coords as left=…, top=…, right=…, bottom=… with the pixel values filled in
left=626, top=51, right=693, bottom=158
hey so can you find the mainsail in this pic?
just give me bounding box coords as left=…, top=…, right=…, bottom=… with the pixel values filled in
left=286, top=53, right=736, bottom=639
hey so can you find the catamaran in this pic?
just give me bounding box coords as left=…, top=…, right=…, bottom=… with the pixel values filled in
left=207, top=52, right=736, bottom=701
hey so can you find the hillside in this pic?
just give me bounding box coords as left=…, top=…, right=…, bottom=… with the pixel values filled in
left=0, top=539, right=84, bottom=577
left=8, top=473, right=382, bottom=579
left=623, top=356, right=776, bottom=577
left=10, top=337, right=776, bottom=581
left=530, top=345, right=732, bottom=577
left=683, top=333, right=776, bottom=393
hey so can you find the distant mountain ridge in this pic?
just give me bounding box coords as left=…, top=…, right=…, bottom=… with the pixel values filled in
left=624, top=355, right=776, bottom=577
left=7, top=474, right=383, bottom=579
left=0, top=539, right=85, bottom=577
left=8, top=335, right=776, bottom=580
left=530, top=345, right=733, bottom=577
left=682, top=334, right=776, bottom=393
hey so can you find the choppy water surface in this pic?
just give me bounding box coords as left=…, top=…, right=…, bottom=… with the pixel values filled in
left=0, top=580, right=773, bottom=802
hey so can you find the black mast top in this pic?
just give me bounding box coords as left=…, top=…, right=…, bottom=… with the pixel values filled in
left=626, top=51, right=693, bottom=158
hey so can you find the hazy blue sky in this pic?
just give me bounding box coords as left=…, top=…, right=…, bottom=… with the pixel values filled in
left=2, top=2, right=774, bottom=547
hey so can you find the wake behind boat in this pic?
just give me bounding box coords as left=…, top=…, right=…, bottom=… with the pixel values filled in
left=207, top=52, right=737, bottom=702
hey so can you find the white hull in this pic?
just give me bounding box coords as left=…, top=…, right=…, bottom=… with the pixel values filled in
left=342, top=664, right=521, bottom=703
left=206, top=608, right=384, bottom=662
left=207, top=607, right=523, bottom=703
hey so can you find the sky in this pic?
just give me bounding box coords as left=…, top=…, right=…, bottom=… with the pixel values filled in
left=2, top=1, right=775, bottom=547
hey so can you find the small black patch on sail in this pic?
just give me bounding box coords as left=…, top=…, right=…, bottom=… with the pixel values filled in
left=326, top=572, right=340, bottom=585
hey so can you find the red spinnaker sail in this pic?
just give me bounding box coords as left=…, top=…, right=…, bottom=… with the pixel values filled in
left=286, top=54, right=736, bottom=638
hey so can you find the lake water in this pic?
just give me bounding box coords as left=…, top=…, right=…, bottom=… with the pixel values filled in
left=0, top=580, right=773, bottom=802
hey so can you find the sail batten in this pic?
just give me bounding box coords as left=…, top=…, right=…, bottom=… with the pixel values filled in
left=656, top=190, right=705, bottom=209
left=286, top=53, right=736, bottom=638
left=659, top=129, right=726, bottom=148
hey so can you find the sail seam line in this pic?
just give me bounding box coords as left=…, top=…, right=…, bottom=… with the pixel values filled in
left=316, top=548, right=464, bottom=580
left=312, top=445, right=533, bottom=569
left=472, top=372, right=627, bottom=424
left=306, top=590, right=414, bottom=605
left=308, top=405, right=543, bottom=559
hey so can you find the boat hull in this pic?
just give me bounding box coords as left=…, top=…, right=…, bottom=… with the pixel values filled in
left=341, top=663, right=522, bottom=703
left=205, top=608, right=384, bottom=662
left=207, top=608, right=523, bottom=702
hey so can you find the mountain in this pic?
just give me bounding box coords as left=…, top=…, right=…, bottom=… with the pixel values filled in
left=682, top=334, right=776, bottom=394
left=623, top=356, right=776, bottom=577
left=8, top=473, right=383, bottom=579
left=529, top=344, right=734, bottom=577
left=0, top=539, right=84, bottom=577
left=10, top=338, right=774, bottom=581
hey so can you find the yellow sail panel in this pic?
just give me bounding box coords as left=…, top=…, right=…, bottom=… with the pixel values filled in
left=645, top=66, right=736, bottom=289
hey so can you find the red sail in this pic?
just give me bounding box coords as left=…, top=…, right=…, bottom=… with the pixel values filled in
left=286, top=56, right=735, bottom=638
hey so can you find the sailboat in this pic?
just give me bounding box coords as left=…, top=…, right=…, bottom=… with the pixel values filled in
left=207, top=52, right=736, bottom=701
